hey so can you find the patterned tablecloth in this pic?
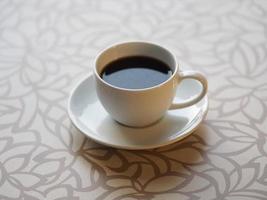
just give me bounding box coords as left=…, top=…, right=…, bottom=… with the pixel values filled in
left=1, top=0, right=267, bottom=199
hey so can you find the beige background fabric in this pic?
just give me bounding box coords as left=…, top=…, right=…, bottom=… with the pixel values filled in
left=0, top=0, right=267, bottom=199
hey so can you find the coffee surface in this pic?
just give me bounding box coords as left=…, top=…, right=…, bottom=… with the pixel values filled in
left=101, top=56, right=172, bottom=89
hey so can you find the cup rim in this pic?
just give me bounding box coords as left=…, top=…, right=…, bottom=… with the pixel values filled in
left=94, top=41, right=178, bottom=92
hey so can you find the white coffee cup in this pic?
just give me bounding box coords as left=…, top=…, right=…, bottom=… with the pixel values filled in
left=94, top=41, right=208, bottom=127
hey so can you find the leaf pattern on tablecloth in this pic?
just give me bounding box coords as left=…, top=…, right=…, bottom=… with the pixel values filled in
left=0, top=0, right=267, bottom=199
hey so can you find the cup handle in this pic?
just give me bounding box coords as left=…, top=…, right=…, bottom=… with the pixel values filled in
left=169, top=71, right=208, bottom=110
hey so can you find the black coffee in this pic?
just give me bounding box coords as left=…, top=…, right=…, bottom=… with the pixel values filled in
left=101, top=56, right=172, bottom=89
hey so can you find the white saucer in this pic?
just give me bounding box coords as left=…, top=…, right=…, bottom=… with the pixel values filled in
left=68, top=74, right=208, bottom=150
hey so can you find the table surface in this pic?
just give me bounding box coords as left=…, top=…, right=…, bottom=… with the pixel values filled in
left=1, top=0, right=267, bottom=199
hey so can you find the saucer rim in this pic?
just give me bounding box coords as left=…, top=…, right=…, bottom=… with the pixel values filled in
left=67, top=73, right=209, bottom=150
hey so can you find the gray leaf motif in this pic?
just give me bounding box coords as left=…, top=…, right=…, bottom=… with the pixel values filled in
left=16, top=93, right=38, bottom=129
left=22, top=54, right=45, bottom=85
left=0, top=103, right=19, bottom=127
left=0, top=142, right=38, bottom=199
left=213, top=84, right=267, bottom=121
left=205, top=120, right=260, bottom=155
left=230, top=41, right=257, bottom=76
